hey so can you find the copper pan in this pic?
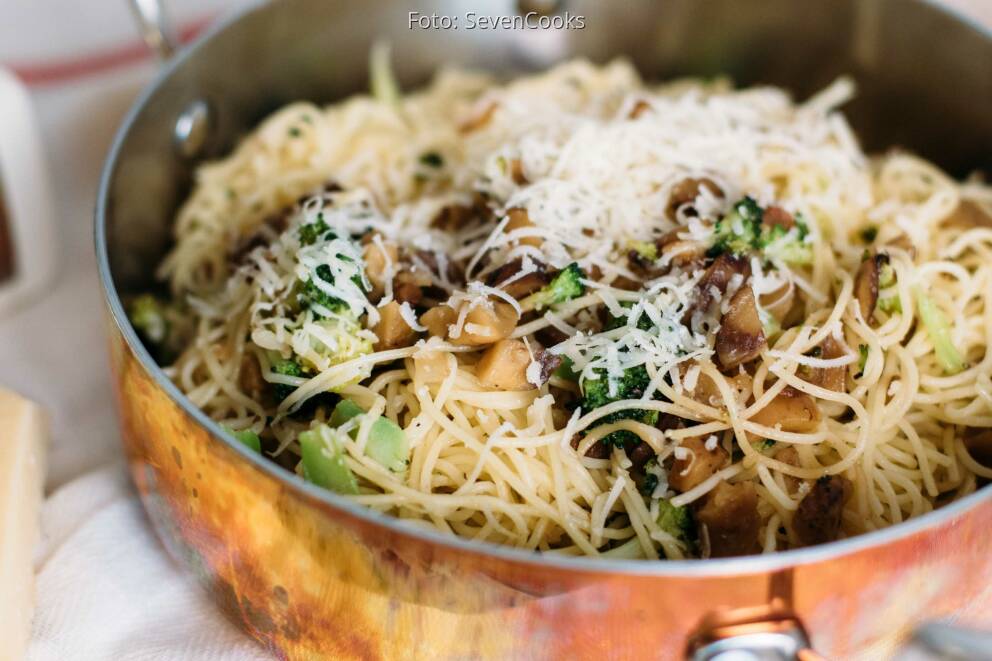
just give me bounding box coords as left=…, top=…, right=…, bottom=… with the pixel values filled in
left=96, top=1, right=992, bottom=658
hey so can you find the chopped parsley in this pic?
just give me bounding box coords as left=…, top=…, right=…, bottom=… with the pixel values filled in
left=855, top=344, right=869, bottom=378
left=419, top=151, right=444, bottom=168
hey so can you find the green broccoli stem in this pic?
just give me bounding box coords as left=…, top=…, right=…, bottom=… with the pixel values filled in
left=915, top=286, right=966, bottom=374
left=523, top=262, right=585, bottom=310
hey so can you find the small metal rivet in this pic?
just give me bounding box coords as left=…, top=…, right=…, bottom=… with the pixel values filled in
left=174, top=99, right=212, bottom=159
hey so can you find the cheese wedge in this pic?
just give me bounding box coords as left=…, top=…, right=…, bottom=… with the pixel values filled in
left=0, top=389, right=47, bottom=661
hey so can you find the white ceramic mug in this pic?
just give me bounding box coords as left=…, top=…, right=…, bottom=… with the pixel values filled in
left=0, top=67, right=55, bottom=316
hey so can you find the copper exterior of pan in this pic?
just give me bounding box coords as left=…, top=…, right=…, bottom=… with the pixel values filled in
left=97, top=0, right=992, bottom=658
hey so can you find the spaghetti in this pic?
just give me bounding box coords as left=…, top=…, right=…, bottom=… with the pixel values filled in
left=130, top=60, right=992, bottom=559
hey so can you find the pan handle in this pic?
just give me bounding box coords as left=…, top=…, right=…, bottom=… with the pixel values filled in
left=128, top=0, right=176, bottom=60
left=690, top=610, right=992, bottom=660
left=687, top=606, right=825, bottom=661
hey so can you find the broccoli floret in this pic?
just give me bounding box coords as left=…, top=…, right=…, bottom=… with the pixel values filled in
left=580, top=365, right=659, bottom=447
left=752, top=438, right=777, bottom=454
left=657, top=498, right=694, bottom=546
left=272, top=357, right=306, bottom=401
left=628, top=240, right=658, bottom=262
left=860, top=225, right=879, bottom=243
left=298, top=264, right=350, bottom=316
left=877, top=260, right=901, bottom=313
left=553, top=356, right=580, bottom=382
left=419, top=151, right=444, bottom=168
left=128, top=294, right=168, bottom=345
left=759, top=215, right=813, bottom=265
left=708, top=198, right=812, bottom=264
left=855, top=344, right=869, bottom=378
left=222, top=425, right=261, bottom=453
left=524, top=263, right=585, bottom=311
left=127, top=294, right=190, bottom=363
left=639, top=472, right=659, bottom=496
left=298, top=215, right=333, bottom=246
left=310, top=316, right=375, bottom=375
left=708, top=197, right=763, bottom=257
left=639, top=458, right=661, bottom=496
left=604, top=302, right=654, bottom=332
left=915, top=287, right=966, bottom=374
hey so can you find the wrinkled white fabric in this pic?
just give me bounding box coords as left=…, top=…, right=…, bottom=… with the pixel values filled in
left=28, top=465, right=268, bottom=661
left=0, top=1, right=264, bottom=658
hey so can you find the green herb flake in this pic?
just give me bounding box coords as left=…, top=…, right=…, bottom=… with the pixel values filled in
left=855, top=344, right=869, bottom=378
left=860, top=225, right=879, bottom=243
left=419, top=151, right=444, bottom=168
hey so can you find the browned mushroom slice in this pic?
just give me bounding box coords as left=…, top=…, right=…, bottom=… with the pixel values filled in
left=238, top=352, right=267, bottom=402
left=657, top=229, right=709, bottom=268
left=485, top=258, right=550, bottom=299
left=683, top=253, right=751, bottom=322
left=963, top=428, right=992, bottom=467
left=505, top=208, right=542, bottom=248
left=362, top=237, right=399, bottom=300
left=628, top=441, right=656, bottom=469
left=509, top=158, right=528, bottom=185
left=372, top=301, right=419, bottom=351
left=458, top=302, right=518, bottom=346
left=571, top=435, right=611, bottom=459
left=611, top=275, right=644, bottom=291
left=459, top=101, right=497, bottom=133
left=412, top=348, right=450, bottom=383
left=414, top=249, right=464, bottom=284
left=772, top=445, right=802, bottom=494
left=759, top=281, right=794, bottom=324
left=628, top=99, right=652, bottom=119
left=421, top=301, right=519, bottom=346
left=715, top=286, right=766, bottom=370
left=750, top=385, right=822, bottom=433
left=666, top=177, right=723, bottom=220
left=432, top=204, right=476, bottom=232
left=885, top=234, right=916, bottom=257
left=628, top=440, right=659, bottom=493
left=475, top=339, right=534, bottom=390
left=392, top=270, right=425, bottom=305
left=694, top=481, right=760, bottom=557
left=854, top=253, right=889, bottom=324
left=230, top=210, right=291, bottom=264
left=669, top=436, right=729, bottom=493
left=946, top=199, right=992, bottom=229
left=683, top=362, right=752, bottom=407
left=534, top=349, right=562, bottom=385
left=535, top=326, right=570, bottom=348
left=763, top=205, right=796, bottom=230
left=420, top=305, right=457, bottom=338
left=793, top=475, right=852, bottom=546
left=805, top=334, right=847, bottom=392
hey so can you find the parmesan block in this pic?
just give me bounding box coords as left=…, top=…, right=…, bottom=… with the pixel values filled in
left=0, top=389, right=47, bottom=661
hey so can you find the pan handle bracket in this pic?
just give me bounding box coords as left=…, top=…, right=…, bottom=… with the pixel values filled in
left=128, top=0, right=176, bottom=60
left=687, top=604, right=825, bottom=661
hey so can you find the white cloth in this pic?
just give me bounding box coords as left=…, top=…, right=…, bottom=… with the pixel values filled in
left=0, top=0, right=988, bottom=659
left=0, top=1, right=265, bottom=658
left=28, top=465, right=268, bottom=661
